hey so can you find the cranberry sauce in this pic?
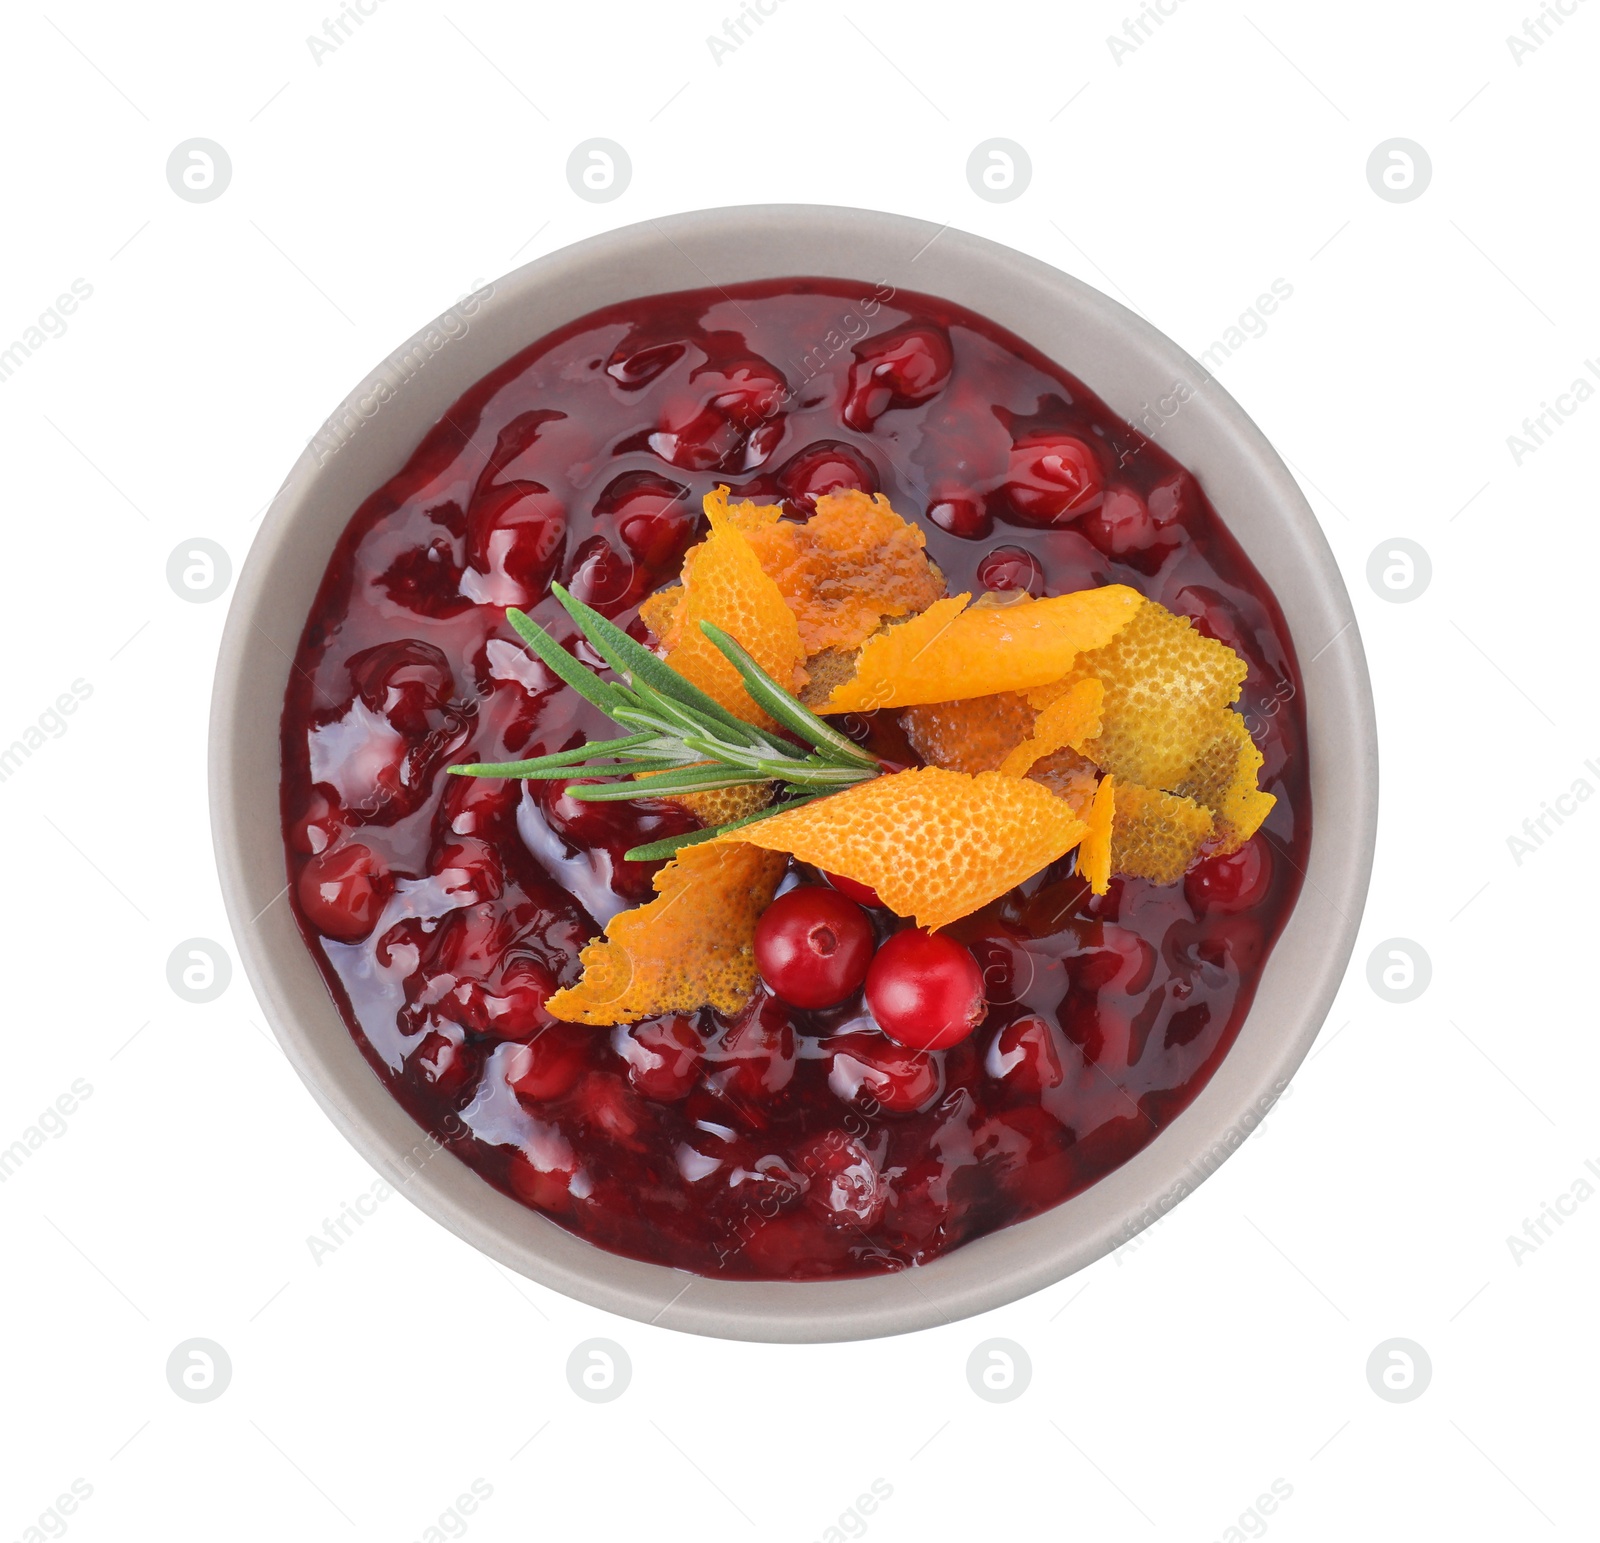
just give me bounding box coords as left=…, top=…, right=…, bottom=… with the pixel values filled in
left=280, top=279, right=1309, bottom=1280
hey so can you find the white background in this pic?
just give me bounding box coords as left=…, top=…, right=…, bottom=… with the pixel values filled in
left=3, top=1, right=1597, bottom=1538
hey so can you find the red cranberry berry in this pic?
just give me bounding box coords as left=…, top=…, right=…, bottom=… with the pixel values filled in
left=297, top=843, right=393, bottom=941
left=827, top=1032, right=944, bottom=1114
left=565, top=534, right=646, bottom=615
left=1004, top=434, right=1104, bottom=525
left=754, top=887, right=874, bottom=1010
left=289, top=788, right=343, bottom=855
left=409, top=1029, right=476, bottom=1095
left=793, top=1130, right=888, bottom=1228
left=465, top=482, right=567, bottom=605
left=1079, top=484, right=1156, bottom=559
left=976, top=545, right=1045, bottom=597
left=843, top=326, right=953, bottom=430
left=777, top=440, right=880, bottom=511
left=1185, top=838, right=1273, bottom=915
left=708, top=993, right=797, bottom=1112
left=986, top=1014, right=1070, bottom=1093
left=612, top=1015, right=703, bottom=1102
left=651, top=359, right=787, bottom=470
left=926, top=493, right=990, bottom=540
left=865, top=930, right=987, bottom=1050
left=599, top=473, right=694, bottom=573
left=822, top=869, right=883, bottom=908
left=506, top=1025, right=590, bottom=1102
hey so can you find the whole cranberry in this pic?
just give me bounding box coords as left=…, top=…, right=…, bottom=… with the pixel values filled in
left=755, top=887, right=875, bottom=1010
left=843, top=325, right=953, bottom=430
left=465, top=481, right=567, bottom=604
left=507, top=1025, right=590, bottom=1102
left=612, top=1015, right=703, bottom=1102
left=865, top=930, right=987, bottom=1050
left=651, top=359, right=788, bottom=470
left=1075, top=924, right=1157, bottom=995
left=598, top=473, right=694, bottom=572
left=926, top=494, right=990, bottom=540
left=408, top=1029, right=477, bottom=1095
left=289, top=787, right=343, bottom=855
left=565, top=534, right=647, bottom=616
left=540, top=778, right=621, bottom=848
left=793, top=1130, right=888, bottom=1228
left=976, top=544, right=1045, bottom=597
left=777, top=440, right=880, bottom=511
left=827, top=1032, right=944, bottom=1114
left=507, top=1127, right=582, bottom=1213
left=986, top=1014, right=1070, bottom=1093
left=822, top=869, right=884, bottom=909
left=1079, top=485, right=1157, bottom=559
left=1186, top=838, right=1273, bottom=915
left=1004, top=434, right=1104, bottom=524
left=297, top=843, right=393, bottom=941
left=708, top=993, right=797, bottom=1112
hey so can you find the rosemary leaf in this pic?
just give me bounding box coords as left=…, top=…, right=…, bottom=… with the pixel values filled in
left=623, top=789, right=835, bottom=862
left=505, top=607, right=629, bottom=715
left=699, top=622, right=880, bottom=769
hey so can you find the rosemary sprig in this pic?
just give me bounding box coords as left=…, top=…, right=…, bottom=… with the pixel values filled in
left=450, top=584, right=881, bottom=857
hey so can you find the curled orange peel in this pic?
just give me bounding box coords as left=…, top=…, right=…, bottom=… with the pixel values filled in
left=1109, top=783, right=1214, bottom=885
left=998, top=679, right=1105, bottom=779
left=1079, top=775, right=1116, bottom=895
left=712, top=766, right=1088, bottom=930
left=1173, top=710, right=1276, bottom=854
left=642, top=486, right=943, bottom=660
left=822, top=586, right=1144, bottom=712
left=543, top=840, right=786, bottom=1025
left=653, top=491, right=804, bottom=725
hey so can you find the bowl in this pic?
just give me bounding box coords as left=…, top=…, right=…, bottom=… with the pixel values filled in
left=210, top=204, right=1377, bottom=1342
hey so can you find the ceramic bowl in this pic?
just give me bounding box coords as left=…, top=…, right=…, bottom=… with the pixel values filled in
left=210, top=204, right=1377, bottom=1342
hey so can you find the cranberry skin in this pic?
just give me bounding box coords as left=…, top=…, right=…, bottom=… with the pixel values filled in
left=777, top=440, right=879, bottom=511
left=926, top=494, right=990, bottom=540
left=754, top=887, right=874, bottom=1010
left=822, top=869, right=884, bottom=909
left=297, top=843, right=393, bottom=941
left=843, top=325, right=953, bottom=430
left=976, top=544, right=1045, bottom=597
left=408, top=1029, right=477, bottom=1095
left=793, top=1130, right=888, bottom=1228
left=289, top=788, right=343, bottom=855
left=827, top=1032, right=944, bottom=1114
left=565, top=534, right=646, bottom=615
left=986, top=1014, right=1070, bottom=1094
left=1186, top=838, right=1272, bottom=915
left=612, top=1015, right=702, bottom=1102
left=1075, top=924, right=1157, bottom=994
left=651, top=360, right=787, bottom=471
left=465, top=481, right=567, bottom=603
left=507, top=1026, right=590, bottom=1102
left=1004, top=435, right=1104, bottom=525
left=709, top=993, right=797, bottom=1112
left=865, top=930, right=987, bottom=1050
left=347, top=639, right=454, bottom=735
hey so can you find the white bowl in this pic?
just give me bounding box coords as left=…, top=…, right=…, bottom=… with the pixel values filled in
left=210, top=204, right=1377, bottom=1342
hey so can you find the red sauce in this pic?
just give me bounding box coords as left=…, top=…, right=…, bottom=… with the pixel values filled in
left=280, top=279, right=1309, bottom=1279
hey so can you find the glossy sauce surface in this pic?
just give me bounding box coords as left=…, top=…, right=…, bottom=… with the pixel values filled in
left=281, top=279, right=1309, bottom=1278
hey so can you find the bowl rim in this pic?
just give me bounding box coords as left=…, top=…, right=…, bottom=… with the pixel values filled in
left=210, top=202, right=1377, bottom=1342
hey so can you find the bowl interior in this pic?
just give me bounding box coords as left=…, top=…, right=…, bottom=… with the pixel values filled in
left=211, top=204, right=1376, bottom=1342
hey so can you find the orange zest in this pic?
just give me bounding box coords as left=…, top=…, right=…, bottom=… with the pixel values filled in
left=1108, top=782, right=1214, bottom=885
left=1173, top=710, right=1277, bottom=854
left=1079, top=775, right=1116, bottom=895
left=899, top=691, right=1037, bottom=774
left=713, top=766, right=1088, bottom=930
left=998, top=679, right=1104, bottom=778
left=544, top=841, right=786, bottom=1025
left=822, top=586, right=1144, bottom=712
left=651, top=492, right=805, bottom=725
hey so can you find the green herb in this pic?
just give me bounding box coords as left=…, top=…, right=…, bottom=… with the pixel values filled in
left=450, top=584, right=880, bottom=858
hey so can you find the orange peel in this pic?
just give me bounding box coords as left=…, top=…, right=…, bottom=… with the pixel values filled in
left=654, top=491, right=805, bottom=725
left=1172, top=710, right=1276, bottom=854
left=1052, top=598, right=1248, bottom=792
left=543, top=840, right=786, bottom=1025
left=998, top=679, right=1105, bottom=778
left=1079, top=775, right=1116, bottom=895
left=713, top=767, right=1088, bottom=930
left=1108, top=782, right=1214, bottom=885
left=899, top=691, right=1036, bottom=775
left=822, top=586, right=1144, bottom=712
left=643, top=486, right=944, bottom=659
